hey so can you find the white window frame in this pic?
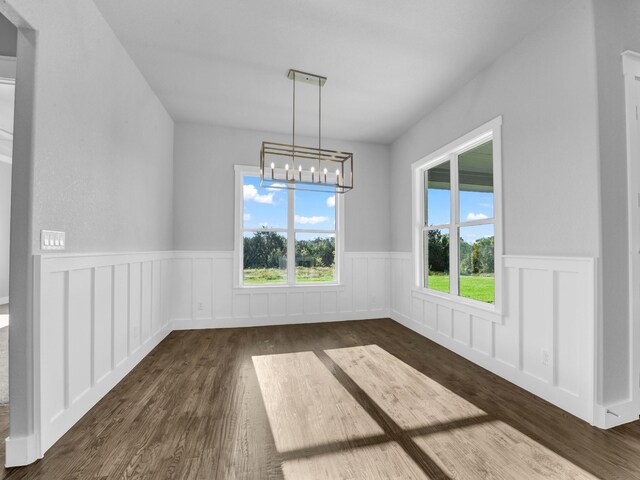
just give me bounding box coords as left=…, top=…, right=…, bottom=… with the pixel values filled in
left=234, top=164, right=344, bottom=288
left=411, top=116, right=503, bottom=313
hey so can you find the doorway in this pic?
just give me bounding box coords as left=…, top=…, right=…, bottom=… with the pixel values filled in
left=0, top=11, right=16, bottom=463
left=0, top=67, right=13, bottom=407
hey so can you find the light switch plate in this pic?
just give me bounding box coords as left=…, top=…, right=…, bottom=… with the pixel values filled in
left=41, top=230, right=66, bottom=251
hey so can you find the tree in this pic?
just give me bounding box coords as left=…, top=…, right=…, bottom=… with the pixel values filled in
left=243, top=233, right=336, bottom=269
left=295, top=236, right=335, bottom=267
left=476, top=236, right=494, bottom=274
left=243, top=232, right=287, bottom=269
left=427, top=230, right=449, bottom=273
left=460, top=235, right=494, bottom=275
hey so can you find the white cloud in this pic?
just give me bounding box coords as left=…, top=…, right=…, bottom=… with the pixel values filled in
left=326, top=195, right=335, bottom=207
left=466, top=212, right=489, bottom=221
left=243, top=213, right=251, bottom=222
left=295, top=215, right=329, bottom=225
left=266, top=183, right=287, bottom=191
left=243, top=184, right=274, bottom=204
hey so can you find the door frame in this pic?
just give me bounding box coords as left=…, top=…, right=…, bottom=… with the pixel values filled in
left=623, top=50, right=640, bottom=421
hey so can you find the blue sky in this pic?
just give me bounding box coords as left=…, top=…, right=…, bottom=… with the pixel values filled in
left=427, top=187, right=494, bottom=243
left=243, top=176, right=335, bottom=231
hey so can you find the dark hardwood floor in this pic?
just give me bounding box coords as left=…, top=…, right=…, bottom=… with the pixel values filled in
left=0, top=319, right=639, bottom=478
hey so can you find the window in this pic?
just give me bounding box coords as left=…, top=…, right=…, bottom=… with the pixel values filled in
left=412, top=118, right=502, bottom=307
left=235, top=166, right=341, bottom=286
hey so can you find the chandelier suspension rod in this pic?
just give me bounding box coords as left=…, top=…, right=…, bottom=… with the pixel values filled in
left=318, top=77, right=322, bottom=170
left=292, top=73, right=296, bottom=169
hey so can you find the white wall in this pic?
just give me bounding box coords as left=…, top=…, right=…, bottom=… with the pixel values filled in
left=0, top=0, right=175, bottom=466
left=173, top=123, right=390, bottom=252
left=0, top=162, right=9, bottom=302
left=591, top=0, right=640, bottom=407
left=390, top=0, right=600, bottom=257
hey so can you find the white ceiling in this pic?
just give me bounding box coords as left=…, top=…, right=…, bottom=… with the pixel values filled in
left=94, top=0, right=570, bottom=145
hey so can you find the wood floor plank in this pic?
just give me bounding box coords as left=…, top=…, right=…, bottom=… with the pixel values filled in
left=0, top=319, right=639, bottom=479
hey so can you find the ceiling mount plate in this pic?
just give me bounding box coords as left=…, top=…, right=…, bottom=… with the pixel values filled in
left=288, top=69, right=327, bottom=87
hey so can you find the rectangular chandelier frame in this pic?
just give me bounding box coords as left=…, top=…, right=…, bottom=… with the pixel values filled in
left=260, top=141, right=353, bottom=193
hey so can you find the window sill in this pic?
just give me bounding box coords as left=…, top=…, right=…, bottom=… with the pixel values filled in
left=234, top=283, right=346, bottom=293
left=411, top=288, right=503, bottom=324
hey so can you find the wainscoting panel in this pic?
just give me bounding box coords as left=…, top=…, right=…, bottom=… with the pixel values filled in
left=390, top=253, right=597, bottom=425
left=170, top=252, right=391, bottom=329
left=35, top=252, right=173, bottom=456
left=24, top=249, right=600, bottom=467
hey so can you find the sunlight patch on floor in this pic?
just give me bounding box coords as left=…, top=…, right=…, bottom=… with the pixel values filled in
left=282, top=441, right=428, bottom=480
left=252, top=351, right=383, bottom=453
left=326, top=344, right=486, bottom=430
left=254, top=344, right=598, bottom=479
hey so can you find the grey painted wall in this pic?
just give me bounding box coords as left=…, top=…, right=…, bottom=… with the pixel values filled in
left=0, top=162, right=9, bottom=301
left=0, top=0, right=175, bottom=446
left=21, top=4, right=175, bottom=254
left=389, top=0, right=600, bottom=258
left=173, top=123, right=390, bottom=252
left=0, top=14, right=16, bottom=57
left=592, top=0, right=640, bottom=405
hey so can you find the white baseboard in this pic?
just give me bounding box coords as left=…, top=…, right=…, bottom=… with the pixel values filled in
left=171, top=310, right=390, bottom=330
left=0, top=297, right=8, bottom=305
left=594, top=400, right=639, bottom=429
left=5, top=432, right=40, bottom=467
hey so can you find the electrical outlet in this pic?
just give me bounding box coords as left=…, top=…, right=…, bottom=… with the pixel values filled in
left=197, top=302, right=204, bottom=311
left=541, top=348, right=550, bottom=366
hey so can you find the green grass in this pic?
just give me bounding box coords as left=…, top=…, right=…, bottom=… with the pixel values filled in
left=243, top=266, right=335, bottom=284
left=428, top=274, right=494, bottom=303
left=243, top=268, right=287, bottom=284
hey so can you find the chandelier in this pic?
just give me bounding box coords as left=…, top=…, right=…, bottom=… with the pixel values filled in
left=260, top=69, right=353, bottom=193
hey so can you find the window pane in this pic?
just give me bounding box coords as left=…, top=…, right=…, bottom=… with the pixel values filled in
left=425, top=161, right=451, bottom=226
left=459, top=141, right=494, bottom=222
left=425, top=229, right=449, bottom=293
left=295, top=232, right=335, bottom=283
left=243, top=176, right=287, bottom=229
left=295, top=185, right=336, bottom=230
left=243, top=231, right=287, bottom=284
left=459, top=224, right=494, bottom=303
